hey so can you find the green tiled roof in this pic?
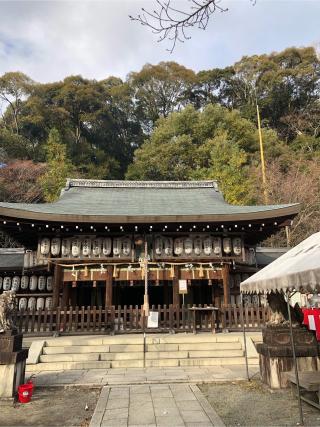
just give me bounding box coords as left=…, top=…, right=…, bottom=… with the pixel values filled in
left=0, top=179, right=299, bottom=223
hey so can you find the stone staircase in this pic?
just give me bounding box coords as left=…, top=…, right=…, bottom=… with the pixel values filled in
left=26, top=334, right=259, bottom=371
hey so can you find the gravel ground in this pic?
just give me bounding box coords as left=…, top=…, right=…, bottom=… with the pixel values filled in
left=0, top=387, right=100, bottom=427
left=199, top=380, right=320, bottom=426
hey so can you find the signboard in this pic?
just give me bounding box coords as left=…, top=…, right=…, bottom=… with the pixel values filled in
left=179, top=279, right=188, bottom=294
left=147, top=311, right=159, bottom=328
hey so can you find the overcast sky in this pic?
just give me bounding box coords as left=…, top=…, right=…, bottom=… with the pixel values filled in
left=0, top=0, right=319, bottom=83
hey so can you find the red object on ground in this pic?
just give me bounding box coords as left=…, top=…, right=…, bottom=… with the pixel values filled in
left=18, top=382, right=34, bottom=403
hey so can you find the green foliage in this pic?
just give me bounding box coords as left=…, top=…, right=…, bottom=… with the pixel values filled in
left=39, top=129, right=74, bottom=202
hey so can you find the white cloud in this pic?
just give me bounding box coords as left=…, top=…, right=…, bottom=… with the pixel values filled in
left=0, top=0, right=319, bottom=83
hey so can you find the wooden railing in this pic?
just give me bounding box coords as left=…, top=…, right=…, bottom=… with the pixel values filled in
left=13, top=305, right=270, bottom=336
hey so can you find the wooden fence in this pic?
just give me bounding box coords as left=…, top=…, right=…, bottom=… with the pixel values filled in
left=13, top=304, right=270, bottom=336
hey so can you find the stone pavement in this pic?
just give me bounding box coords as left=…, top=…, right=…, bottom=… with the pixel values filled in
left=26, top=365, right=259, bottom=386
left=89, top=383, right=225, bottom=427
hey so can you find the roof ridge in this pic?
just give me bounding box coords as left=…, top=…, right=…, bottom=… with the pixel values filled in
left=64, top=179, right=220, bottom=190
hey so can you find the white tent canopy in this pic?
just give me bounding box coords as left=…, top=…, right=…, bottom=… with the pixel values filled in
left=240, top=232, right=320, bottom=294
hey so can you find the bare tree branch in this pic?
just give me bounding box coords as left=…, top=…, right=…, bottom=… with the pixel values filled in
left=129, top=0, right=229, bottom=53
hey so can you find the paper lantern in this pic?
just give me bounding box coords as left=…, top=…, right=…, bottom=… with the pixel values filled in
left=164, top=238, right=173, bottom=256
left=174, top=238, right=184, bottom=256
left=40, top=238, right=50, bottom=256
left=28, top=297, right=36, bottom=310
left=29, top=275, right=38, bottom=291
left=21, top=276, right=29, bottom=290
left=82, top=238, right=91, bottom=256
left=19, top=298, right=27, bottom=311
left=233, top=237, right=242, bottom=256
left=45, top=297, right=53, bottom=309
left=92, top=238, right=102, bottom=257
left=46, top=276, right=53, bottom=291
left=102, top=238, right=112, bottom=256
left=113, top=238, right=122, bottom=256
left=184, top=237, right=193, bottom=256
left=0, top=277, right=2, bottom=290
left=36, top=297, right=45, bottom=310
left=71, top=238, right=81, bottom=257
left=61, top=238, right=71, bottom=256
left=213, top=237, right=222, bottom=256
left=122, top=237, right=131, bottom=257
left=193, top=236, right=202, bottom=256
left=3, top=276, right=11, bottom=291
left=223, top=237, right=232, bottom=254
left=51, top=238, right=61, bottom=256
left=154, top=236, right=163, bottom=256
left=38, top=276, right=46, bottom=291
left=12, top=276, right=20, bottom=292
left=203, top=236, right=213, bottom=256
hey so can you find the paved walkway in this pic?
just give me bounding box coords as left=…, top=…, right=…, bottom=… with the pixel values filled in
left=26, top=365, right=259, bottom=386
left=89, top=384, right=225, bottom=427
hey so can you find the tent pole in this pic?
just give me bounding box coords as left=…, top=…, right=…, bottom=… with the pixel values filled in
left=286, top=291, right=304, bottom=426
left=241, top=294, right=250, bottom=381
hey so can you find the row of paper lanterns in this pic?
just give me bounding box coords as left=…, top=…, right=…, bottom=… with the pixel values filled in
left=0, top=276, right=53, bottom=292
left=39, top=236, right=243, bottom=258
left=18, top=297, right=53, bottom=311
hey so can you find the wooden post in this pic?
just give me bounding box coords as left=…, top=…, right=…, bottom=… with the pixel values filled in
left=172, top=266, right=180, bottom=307
left=61, top=282, right=70, bottom=307
left=52, top=264, right=62, bottom=308
left=105, top=265, right=113, bottom=307
left=222, top=264, right=230, bottom=306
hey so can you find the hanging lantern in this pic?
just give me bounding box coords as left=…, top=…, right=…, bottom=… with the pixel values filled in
left=0, top=277, right=3, bottom=290
left=174, top=238, right=184, bottom=256
left=223, top=237, right=232, bottom=254
left=213, top=237, right=222, bottom=256
left=46, top=276, right=53, bottom=291
left=233, top=237, right=242, bottom=256
left=36, top=297, right=45, bottom=310
left=113, top=238, right=122, bottom=256
left=82, top=238, right=91, bottom=256
left=164, top=238, right=173, bottom=256
left=154, top=236, right=163, bottom=256
left=29, top=275, right=38, bottom=291
left=102, top=237, right=112, bottom=256
left=61, top=238, right=71, bottom=257
left=40, top=238, right=50, bottom=256
left=51, top=238, right=61, bottom=256
left=122, top=237, right=132, bottom=257
left=193, top=236, right=202, bottom=256
left=71, top=238, right=81, bottom=257
left=28, top=297, right=37, bottom=310
left=92, top=238, right=102, bottom=257
left=45, top=297, right=53, bottom=309
left=203, top=236, right=213, bottom=256
left=21, top=275, right=29, bottom=290
left=38, top=276, right=46, bottom=291
left=184, top=237, right=193, bottom=256
left=19, top=298, right=28, bottom=311
left=3, top=276, right=11, bottom=291
left=12, top=276, right=20, bottom=292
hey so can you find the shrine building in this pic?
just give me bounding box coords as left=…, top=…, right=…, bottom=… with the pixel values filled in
left=0, top=179, right=299, bottom=312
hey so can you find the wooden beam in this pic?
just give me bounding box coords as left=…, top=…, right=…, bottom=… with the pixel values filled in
left=221, top=264, right=230, bottom=306
left=52, top=264, right=62, bottom=308
left=172, top=266, right=180, bottom=307
left=61, top=282, right=70, bottom=307
left=105, top=265, right=113, bottom=308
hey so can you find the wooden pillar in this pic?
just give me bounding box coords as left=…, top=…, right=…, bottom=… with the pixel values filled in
left=52, top=264, right=62, bottom=308
left=172, top=266, right=180, bottom=307
left=61, top=282, right=70, bottom=307
left=105, top=265, right=113, bottom=307
left=222, top=264, right=230, bottom=306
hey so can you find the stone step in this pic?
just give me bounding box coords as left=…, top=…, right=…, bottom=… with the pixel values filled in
left=39, top=353, right=100, bottom=363
left=188, top=350, right=244, bottom=358
left=43, top=345, right=110, bottom=355
left=26, top=360, right=111, bottom=372
left=178, top=342, right=242, bottom=351
left=179, top=357, right=246, bottom=366
left=146, top=335, right=240, bottom=344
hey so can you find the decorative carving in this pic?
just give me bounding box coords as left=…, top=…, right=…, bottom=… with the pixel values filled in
left=0, top=290, right=17, bottom=333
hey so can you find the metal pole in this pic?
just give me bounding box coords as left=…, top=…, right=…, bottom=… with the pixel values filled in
left=286, top=291, right=304, bottom=426
left=241, top=294, right=250, bottom=381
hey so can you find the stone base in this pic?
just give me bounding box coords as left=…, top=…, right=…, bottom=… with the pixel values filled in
left=0, top=331, right=23, bottom=353
left=256, top=326, right=319, bottom=389
left=0, top=360, right=27, bottom=399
